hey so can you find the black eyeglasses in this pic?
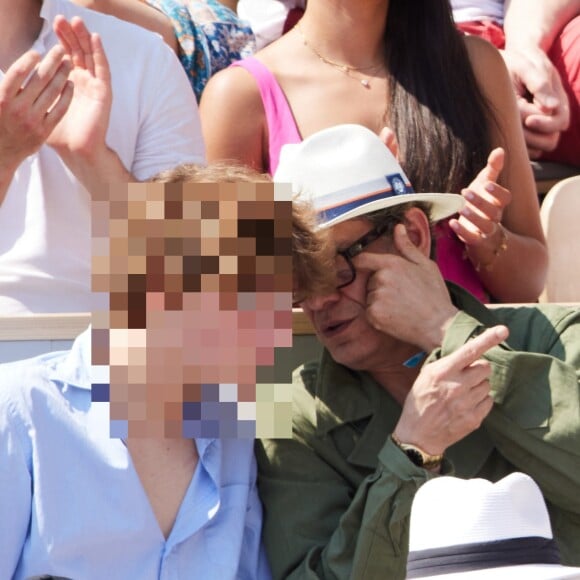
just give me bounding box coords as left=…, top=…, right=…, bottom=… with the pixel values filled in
left=335, top=221, right=390, bottom=289
left=293, top=221, right=389, bottom=307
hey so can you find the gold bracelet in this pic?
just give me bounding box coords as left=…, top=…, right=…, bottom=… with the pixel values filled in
left=472, top=224, right=508, bottom=273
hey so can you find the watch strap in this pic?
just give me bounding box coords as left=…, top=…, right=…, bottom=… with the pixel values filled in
left=391, top=433, right=444, bottom=470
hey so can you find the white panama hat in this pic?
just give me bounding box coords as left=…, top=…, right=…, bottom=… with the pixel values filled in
left=274, top=124, right=465, bottom=229
left=407, top=472, right=580, bottom=579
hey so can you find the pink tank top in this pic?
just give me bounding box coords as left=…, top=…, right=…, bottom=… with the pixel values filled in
left=231, top=57, right=301, bottom=174
left=232, top=57, right=489, bottom=302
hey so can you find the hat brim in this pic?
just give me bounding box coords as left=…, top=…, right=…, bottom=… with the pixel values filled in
left=317, top=193, right=465, bottom=230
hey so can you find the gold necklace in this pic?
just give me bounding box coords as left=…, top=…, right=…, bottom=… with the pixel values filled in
left=296, top=21, right=382, bottom=89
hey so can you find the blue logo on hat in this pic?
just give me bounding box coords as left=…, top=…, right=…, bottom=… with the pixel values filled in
left=387, top=174, right=408, bottom=196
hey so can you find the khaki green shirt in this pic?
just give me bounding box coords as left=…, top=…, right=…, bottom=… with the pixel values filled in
left=257, top=286, right=580, bottom=579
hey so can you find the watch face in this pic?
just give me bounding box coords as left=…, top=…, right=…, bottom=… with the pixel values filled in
left=405, top=447, right=425, bottom=467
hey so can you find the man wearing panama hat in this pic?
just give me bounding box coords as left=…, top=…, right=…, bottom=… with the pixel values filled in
left=257, top=124, right=580, bottom=580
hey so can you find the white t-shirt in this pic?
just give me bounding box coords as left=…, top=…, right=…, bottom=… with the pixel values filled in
left=238, top=0, right=305, bottom=50
left=0, top=0, right=205, bottom=314
left=450, top=0, right=505, bottom=25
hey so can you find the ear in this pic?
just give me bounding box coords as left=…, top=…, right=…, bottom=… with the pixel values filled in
left=402, top=207, right=432, bottom=258
left=379, top=127, right=400, bottom=159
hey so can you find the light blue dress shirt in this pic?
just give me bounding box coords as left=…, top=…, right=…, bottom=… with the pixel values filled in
left=0, top=330, right=271, bottom=580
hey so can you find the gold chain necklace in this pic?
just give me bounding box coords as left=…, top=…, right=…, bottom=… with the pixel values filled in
left=296, top=21, right=382, bottom=89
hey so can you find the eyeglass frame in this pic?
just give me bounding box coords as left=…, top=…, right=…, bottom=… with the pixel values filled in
left=335, top=220, right=391, bottom=290
left=292, top=220, right=391, bottom=307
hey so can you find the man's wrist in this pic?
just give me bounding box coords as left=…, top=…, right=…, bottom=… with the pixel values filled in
left=420, top=307, right=459, bottom=352
left=391, top=433, right=444, bottom=471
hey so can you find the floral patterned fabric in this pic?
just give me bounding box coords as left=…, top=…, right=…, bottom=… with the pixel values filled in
left=146, top=0, right=255, bottom=101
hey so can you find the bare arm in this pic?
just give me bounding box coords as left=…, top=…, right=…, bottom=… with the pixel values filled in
left=504, top=0, right=580, bottom=52
left=71, top=0, right=178, bottom=53
left=460, top=36, right=548, bottom=302
left=200, top=66, right=268, bottom=171
left=500, top=0, right=580, bottom=157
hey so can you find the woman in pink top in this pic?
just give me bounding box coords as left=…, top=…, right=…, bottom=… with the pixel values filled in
left=200, top=0, right=548, bottom=303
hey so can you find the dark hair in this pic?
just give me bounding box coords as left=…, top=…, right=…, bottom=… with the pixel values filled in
left=384, top=0, right=499, bottom=194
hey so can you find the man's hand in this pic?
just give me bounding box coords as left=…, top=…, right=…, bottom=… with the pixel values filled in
left=394, top=325, right=509, bottom=456
left=501, top=47, right=570, bottom=159
left=449, top=148, right=511, bottom=263
left=46, top=15, right=132, bottom=193
left=0, top=45, right=73, bottom=171
left=355, top=224, right=458, bottom=352
left=47, top=15, right=112, bottom=160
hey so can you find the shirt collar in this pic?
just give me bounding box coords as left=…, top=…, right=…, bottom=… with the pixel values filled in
left=47, top=326, right=92, bottom=389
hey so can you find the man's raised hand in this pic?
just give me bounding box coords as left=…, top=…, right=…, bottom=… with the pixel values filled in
left=394, top=325, right=509, bottom=457
left=0, top=46, right=72, bottom=172
left=356, top=222, right=458, bottom=352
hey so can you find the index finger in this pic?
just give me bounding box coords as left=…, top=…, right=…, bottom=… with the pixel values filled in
left=0, top=50, right=42, bottom=100
left=445, top=325, right=509, bottom=370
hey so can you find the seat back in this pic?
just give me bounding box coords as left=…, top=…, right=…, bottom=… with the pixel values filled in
left=540, top=176, right=580, bottom=302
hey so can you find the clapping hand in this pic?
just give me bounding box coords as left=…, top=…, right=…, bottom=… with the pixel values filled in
left=0, top=45, right=72, bottom=171
left=47, top=15, right=112, bottom=161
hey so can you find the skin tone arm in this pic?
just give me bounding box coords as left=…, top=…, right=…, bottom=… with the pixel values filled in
left=501, top=0, right=580, bottom=157
left=70, top=0, right=178, bottom=53
left=200, top=65, right=268, bottom=170
left=452, top=36, right=548, bottom=303
left=0, top=46, right=73, bottom=205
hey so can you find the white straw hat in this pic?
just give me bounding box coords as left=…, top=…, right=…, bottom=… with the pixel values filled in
left=274, top=124, right=465, bottom=228
left=407, top=473, right=580, bottom=579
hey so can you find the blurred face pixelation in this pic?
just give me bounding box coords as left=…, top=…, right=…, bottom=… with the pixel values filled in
left=91, top=180, right=293, bottom=439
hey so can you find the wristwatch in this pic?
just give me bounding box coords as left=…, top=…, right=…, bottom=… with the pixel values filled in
left=391, top=433, right=443, bottom=470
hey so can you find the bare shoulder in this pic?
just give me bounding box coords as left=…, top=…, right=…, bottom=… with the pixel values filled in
left=463, top=35, right=505, bottom=78
left=200, top=65, right=267, bottom=169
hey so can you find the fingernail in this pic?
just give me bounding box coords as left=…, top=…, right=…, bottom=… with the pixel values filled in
left=484, top=183, right=495, bottom=193
left=464, top=190, right=474, bottom=201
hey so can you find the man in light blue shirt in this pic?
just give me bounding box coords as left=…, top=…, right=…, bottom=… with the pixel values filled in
left=0, top=165, right=292, bottom=579
left=0, top=328, right=268, bottom=579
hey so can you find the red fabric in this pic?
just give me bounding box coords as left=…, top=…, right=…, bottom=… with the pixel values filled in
left=455, top=20, right=505, bottom=49
left=435, top=221, right=489, bottom=303
left=283, top=7, right=305, bottom=35
left=541, top=15, right=580, bottom=166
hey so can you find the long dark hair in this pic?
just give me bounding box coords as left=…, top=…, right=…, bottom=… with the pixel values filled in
left=384, top=0, right=499, bottom=193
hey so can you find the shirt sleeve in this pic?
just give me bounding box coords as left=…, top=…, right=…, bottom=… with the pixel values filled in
left=128, top=36, right=206, bottom=180
left=429, top=306, right=580, bottom=514
left=0, top=391, right=33, bottom=577
left=257, top=430, right=450, bottom=580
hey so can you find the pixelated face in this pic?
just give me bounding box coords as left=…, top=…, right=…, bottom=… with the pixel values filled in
left=91, top=181, right=293, bottom=439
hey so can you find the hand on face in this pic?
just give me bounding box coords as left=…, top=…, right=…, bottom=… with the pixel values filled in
left=448, top=147, right=511, bottom=257
left=0, top=45, right=73, bottom=170
left=355, top=223, right=459, bottom=352
left=501, top=47, right=570, bottom=158
left=394, top=324, right=509, bottom=456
